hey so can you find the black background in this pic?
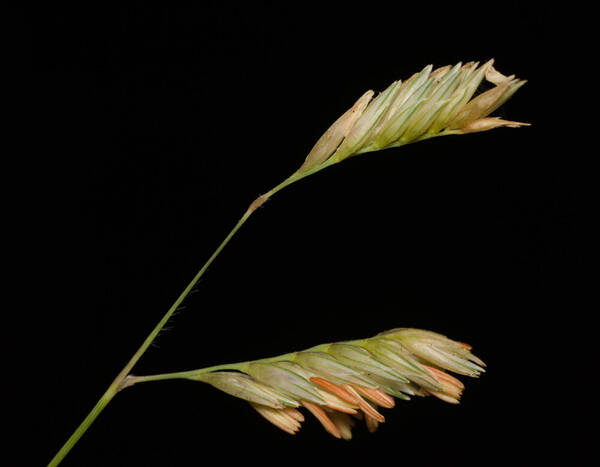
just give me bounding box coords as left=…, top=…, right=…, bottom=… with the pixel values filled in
left=29, top=2, right=578, bottom=466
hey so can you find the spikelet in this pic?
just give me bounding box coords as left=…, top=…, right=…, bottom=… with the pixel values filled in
left=195, top=328, right=484, bottom=439
left=296, top=59, right=528, bottom=175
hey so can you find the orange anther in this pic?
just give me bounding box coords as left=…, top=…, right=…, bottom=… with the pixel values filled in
left=309, top=377, right=361, bottom=405
left=300, top=400, right=342, bottom=439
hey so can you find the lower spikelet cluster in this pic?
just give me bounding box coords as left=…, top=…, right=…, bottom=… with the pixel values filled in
left=196, top=328, right=485, bottom=439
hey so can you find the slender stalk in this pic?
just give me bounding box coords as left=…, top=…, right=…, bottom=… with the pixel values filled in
left=123, top=363, right=247, bottom=387
left=48, top=163, right=335, bottom=466
left=122, top=340, right=370, bottom=388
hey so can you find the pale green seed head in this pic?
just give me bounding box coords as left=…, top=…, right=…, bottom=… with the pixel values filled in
left=293, top=59, right=528, bottom=177
left=193, top=327, right=486, bottom=438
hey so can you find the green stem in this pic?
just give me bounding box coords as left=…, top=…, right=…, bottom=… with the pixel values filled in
left=48, top=162, right=337, bottom=466
left=49, top=205, right=257, bottom=466
left=48, top=384, right=119, bottom=467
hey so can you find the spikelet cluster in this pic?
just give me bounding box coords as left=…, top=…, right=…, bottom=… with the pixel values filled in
left=296, top=59, right=528, bottom=174
left=196, top=328, right=485, bottom=439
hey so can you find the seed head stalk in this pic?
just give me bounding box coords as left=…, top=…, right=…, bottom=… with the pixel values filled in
left=122, top=341, right=363, bottom=387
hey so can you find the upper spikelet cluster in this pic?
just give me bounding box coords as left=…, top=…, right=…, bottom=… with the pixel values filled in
left=296, top=59, right=528, bottom=174
left=196, top=328, right=485, bottom=439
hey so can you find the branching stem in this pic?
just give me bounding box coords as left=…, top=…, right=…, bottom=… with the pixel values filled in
left=47, top=161, right=336, bottom=467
